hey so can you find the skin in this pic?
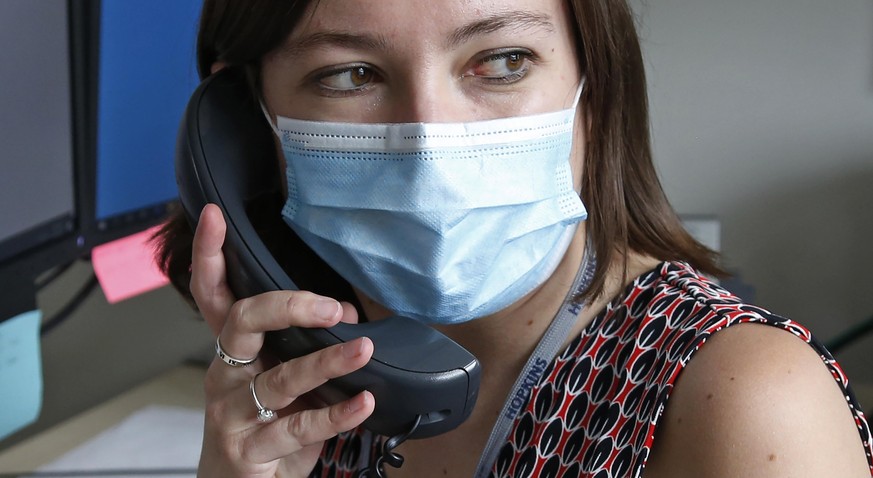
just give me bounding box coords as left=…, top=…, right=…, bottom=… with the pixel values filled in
left=644, top=324, right=871, bottom=477
left=192, top=0, right=871, bottom=476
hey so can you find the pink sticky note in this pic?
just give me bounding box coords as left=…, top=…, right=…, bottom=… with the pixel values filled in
left=91, top=225, right=170, bottom=304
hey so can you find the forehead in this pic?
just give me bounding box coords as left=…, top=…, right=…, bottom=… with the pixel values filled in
left=289, top=0, right=571, bottom=48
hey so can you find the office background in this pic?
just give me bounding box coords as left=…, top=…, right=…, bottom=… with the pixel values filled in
left=631, top=0, right=873, bottom=385
left=2, top=0, right=871, bottom=452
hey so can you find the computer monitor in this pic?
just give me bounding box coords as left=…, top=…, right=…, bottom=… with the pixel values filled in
left=83, top=0, right=202, bottom=247
left=0, top=0, right=86, bottom=274
left=1, top=0, right=203, bottom=319
left=1, top=0, right=204, bottom=267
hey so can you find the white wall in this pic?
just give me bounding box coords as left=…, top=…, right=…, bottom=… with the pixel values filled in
left=631, top=0, right=873, bottom=383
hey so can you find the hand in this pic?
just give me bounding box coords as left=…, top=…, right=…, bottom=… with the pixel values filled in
left=191, top=204, right=375, bottom=478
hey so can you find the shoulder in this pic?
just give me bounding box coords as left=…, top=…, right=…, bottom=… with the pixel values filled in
left=644, top=322, right=872, bottom=477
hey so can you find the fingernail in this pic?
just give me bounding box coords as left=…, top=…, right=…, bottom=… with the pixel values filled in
left=314, top=298, right=340, bottom=321
left=346, top=391, right=367, bottom=414
left=342, top=338, right=364, bottom=359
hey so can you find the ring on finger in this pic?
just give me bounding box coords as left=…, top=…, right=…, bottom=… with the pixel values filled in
left=250, top=373, right=277, bottom=423
left=215, top=337, right=257, bottom=367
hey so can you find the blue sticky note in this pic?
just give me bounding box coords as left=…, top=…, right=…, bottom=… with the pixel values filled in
left=0, top=309, right=43, bottom=441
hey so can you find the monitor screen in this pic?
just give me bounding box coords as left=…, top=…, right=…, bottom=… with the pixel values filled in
left=0, top=0, right=78, bottom=265
left=91, top=0, right=201, bottom=238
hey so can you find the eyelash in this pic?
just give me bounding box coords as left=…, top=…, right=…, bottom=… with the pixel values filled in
left=473, top=49, right=537, bottom=84
left=311, top=63, right=380, bottom=97
left=309, top=48, right=538, bottom=97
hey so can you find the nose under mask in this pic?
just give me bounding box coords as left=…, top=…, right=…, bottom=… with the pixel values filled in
left=265, top=81, right=588, bottom=324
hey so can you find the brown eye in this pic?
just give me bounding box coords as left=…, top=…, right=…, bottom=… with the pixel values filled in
left=319, top=65, right=377, bottom=91
left=504, top=53, right=524, bottom=72
left=467, top=49, right=534, bottom=84
left=349, top=66, right=373, bottom=86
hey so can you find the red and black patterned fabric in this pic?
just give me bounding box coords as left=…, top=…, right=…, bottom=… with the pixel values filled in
left=313, top=261, right=873, bottom=477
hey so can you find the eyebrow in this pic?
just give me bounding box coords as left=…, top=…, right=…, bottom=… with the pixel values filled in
left=445, top=11, right=556, bottom=49
left=280, top=31, right=392, bottom=57
left=280, top=10, right=556, bottom=57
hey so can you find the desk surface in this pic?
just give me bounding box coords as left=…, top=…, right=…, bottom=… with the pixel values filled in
left=0, top=364, right=206, bottom=472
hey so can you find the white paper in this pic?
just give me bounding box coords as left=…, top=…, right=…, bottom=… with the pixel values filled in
left=34, top=405, right=203, bottom=477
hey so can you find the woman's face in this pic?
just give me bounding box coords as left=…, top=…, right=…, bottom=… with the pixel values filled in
left=260, top=0, right=585, bottom=182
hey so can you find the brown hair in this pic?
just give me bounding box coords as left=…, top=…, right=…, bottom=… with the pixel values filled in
left=567, top=0, right=723, bottom=295
left=155, top=0, right=723, bottom=306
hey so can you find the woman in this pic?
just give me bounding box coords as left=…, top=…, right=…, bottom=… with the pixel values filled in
left=157, top=0, right=873, bottom=476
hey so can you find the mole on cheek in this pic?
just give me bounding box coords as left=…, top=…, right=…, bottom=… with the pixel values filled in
left=768, top=453, right=777, bottom=462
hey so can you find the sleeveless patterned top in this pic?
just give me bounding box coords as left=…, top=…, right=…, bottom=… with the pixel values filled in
left=313, top=261, right=873, bottom=477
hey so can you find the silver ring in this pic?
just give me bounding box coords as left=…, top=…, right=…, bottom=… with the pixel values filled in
left=215, top=337, right=257, bottom=367
left=250, top=373, right=276, bottom=422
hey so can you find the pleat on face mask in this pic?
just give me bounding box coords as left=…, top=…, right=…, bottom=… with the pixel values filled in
left=268, top=82, right=588, bottom=324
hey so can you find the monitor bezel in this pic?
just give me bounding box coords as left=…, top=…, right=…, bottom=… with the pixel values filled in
left=1, top=0, right=198, bottom=306
left=0, top=0, right=90, bottom=277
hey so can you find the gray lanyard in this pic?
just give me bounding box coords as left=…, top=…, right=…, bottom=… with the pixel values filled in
left=473, top=251, right=597, bottom=478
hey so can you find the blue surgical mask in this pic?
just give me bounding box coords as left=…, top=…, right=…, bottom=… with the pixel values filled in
left=266, top=84, right=588, bottom=324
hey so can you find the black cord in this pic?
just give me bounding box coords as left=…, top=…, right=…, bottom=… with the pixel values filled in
left=826, top=314, right=873, bottom=355
left=39, top=273, right=99, bottom=336
left=356, top=415, right=423, bottom=478
left=34, top=260, right=78, bottom=291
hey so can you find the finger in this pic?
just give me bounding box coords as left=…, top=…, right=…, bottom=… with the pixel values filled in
left=191, top=204, right=235, bottom=335
left=242, top=391, right=375, bottom=464
left=218, top=290, right=344, bottom=365
left=255, top=337, right=373, bottom=412
left=339, top=301, right=360, bottom=324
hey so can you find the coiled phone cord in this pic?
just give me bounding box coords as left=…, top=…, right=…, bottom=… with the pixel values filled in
left=356, top=414, right=423, bottom=478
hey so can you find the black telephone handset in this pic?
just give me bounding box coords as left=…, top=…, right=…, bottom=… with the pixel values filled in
left=176, top=68, right=480, bottom=439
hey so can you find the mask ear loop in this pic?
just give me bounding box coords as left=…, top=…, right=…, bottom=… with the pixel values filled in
left=259, top=99, right=283, bottom=139
left=572, top=77, right=586, bottom=109
left=570, top=78, right=586, bottom=196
